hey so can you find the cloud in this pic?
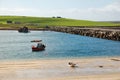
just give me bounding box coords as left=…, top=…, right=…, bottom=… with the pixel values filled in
left=57, top=0, right=120, bottom=21
left=0, top=0, right=120, bottom=21
left=0, top=8, right=36, bottom=15
left=38, top=1, right=120, bottom=21
left=49, top=0, right=120, bottom=21
left=41, top=1, right=120, bottom=21
left=82, top=1, right=120, bottom=21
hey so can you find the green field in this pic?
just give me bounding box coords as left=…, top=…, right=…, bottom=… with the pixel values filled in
left=0, top=16, right=120, bottom=29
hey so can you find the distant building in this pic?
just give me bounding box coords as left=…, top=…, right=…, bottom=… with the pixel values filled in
left=57, top=16, right=62, bottom=18
left=52, top=16, right=55, bottom=18
left=7, top=21, right=12, bottom=24
left=52, top=16, right=62, bottom=18
left=14, top=22, right=21, bottom=24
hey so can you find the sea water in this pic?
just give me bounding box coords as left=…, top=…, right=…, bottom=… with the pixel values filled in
left=0, top=30, right=120, bottom=60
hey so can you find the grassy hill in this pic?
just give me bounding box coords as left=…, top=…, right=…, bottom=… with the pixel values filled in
left=0, top=16, right=120, bottom=29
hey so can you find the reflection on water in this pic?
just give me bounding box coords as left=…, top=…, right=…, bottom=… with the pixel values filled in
left=0, top=30, right=120, bottom=60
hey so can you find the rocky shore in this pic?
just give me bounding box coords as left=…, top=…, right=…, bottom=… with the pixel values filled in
left=49, top=26, right=120, bottom=41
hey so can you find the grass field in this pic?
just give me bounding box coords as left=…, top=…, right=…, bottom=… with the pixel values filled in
left=0, top=16, right=120, bottom=29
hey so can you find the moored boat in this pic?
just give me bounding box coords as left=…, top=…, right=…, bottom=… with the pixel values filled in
left=32, top=43, right=46, bottom=51
left=31, top=40, right=42, bottom=42
left=18, top=26, right=29, bottom=33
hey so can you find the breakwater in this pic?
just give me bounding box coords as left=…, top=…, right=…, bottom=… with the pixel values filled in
left=49, top=27, right=120, bottom=41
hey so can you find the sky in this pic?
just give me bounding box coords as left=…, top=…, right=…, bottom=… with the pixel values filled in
left=0, top=0, right=120, bottom=21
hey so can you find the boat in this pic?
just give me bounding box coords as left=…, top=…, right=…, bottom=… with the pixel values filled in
left=32, top=43, right=46, bottom=51
left=31, top=40, right=42, bottom=42
left=18, top=26, right=30, bottom=33
left=32, top=46, right=45, bottom=51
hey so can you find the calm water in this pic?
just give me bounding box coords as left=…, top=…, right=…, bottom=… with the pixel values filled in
left=0, top=30, right=120, bottom=60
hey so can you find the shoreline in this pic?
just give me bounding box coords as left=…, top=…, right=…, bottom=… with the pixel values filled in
left=0, top=27, right=120, bottom=31
left=0, top=55, right=120, bottom=61
left=0, top=27, right=120, bottom=41
left=0, top=27, right=47, bottom=31
left=0, top=57, right=120, bottom=80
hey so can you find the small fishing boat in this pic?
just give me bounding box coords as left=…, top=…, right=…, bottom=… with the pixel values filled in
left=31, top=40, right=42, bottom=42
left=18, top=26, right=30, bottom=33
left=32, top=43, right=45, bottom=51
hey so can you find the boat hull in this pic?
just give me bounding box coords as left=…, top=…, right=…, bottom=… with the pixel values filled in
left=31, top=40, right=42, bottom=42
left=32, top=46, right=45, bottom=51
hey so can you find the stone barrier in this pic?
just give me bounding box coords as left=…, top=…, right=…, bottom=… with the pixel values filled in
left=49, top=26, right=120, bottom=41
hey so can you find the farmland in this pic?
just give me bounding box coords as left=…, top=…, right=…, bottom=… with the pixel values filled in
left=0, top=16, right=120, bottom=29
